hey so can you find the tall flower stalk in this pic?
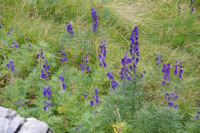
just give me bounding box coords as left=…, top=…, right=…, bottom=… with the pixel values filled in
left=59, top=74, right=66, bottom=93
left=7, top=60, right=15, bottom=82
left=90, top=88, right=99, bottom=132
left=99, top=39, right=107, bottom=67
left=91, top=8, right=98, bottom=32
left=80, top=54, right=90, bottom=72
left=120, top=52, right=132, bottom=89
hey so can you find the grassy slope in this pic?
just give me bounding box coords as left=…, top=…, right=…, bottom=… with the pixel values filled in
left=106, top=0, right=200, bottom=112
left=0, top=0, right=200, bottom=132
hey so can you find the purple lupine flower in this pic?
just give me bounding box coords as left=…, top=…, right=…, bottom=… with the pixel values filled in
left=43, top=101, right=52, bottom=112
left=91, top=8, right=98, bottom=32
left=177, top=0, right=181, bottom=15
left=107, top=72, right=118, bottom=89
left=162, top=63, right=170, bottom=85
left=95, top=88, right=98, bottom=94
left=80, top=54, right=90, bottom=72
left=37, top=49, right=45, bottom=60
left=59, top=74, right=64, bottom=82
left=174, top=61, right=183, bottom=79
left=40, top=58, right=50, bottom=79
left=21, top=102, right=25, bottom=107
left=120, top=52, right=132, bottom=81
left=165, top=87, right=179, bottom=109
left=195, top=104, right=200, bottom=120
left=7, top=60, right=15, bottom=72
left=66, top=24, right=74, bottom=35
left=129, top=26, right=139, bottom=68
left=59, top=74, right=66, bottom=90
left=195, top=115, right=199, bottom=120
left=58, top=43, right=68, bottom=64
left=43, top=86, right=51, bottom=100
left=189, top=0, right=194, bottom=12
left=99, top=39, right=107, bottom=67
left=90, top=100, right=94, bottom=106
left=84, top=93, right=88, bottom=98
left=25, top=37, right=28, bottom=41
left=155, top=53, right=163, bottom=65
left=0, top=21, right=4, bottom=28
left=62, top=83, right=66, bottom=90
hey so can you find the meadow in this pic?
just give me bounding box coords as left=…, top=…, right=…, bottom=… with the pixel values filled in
left=0, top=0, right=200, bottom=132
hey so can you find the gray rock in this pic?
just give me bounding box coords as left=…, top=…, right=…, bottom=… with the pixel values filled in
left=0, top=106, right=53, bottom=133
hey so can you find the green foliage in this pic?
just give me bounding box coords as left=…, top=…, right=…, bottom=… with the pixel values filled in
left=131, top=104, right=184, bottom=133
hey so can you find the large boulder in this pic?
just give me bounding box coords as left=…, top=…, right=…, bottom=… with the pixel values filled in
left=0, top=106, right=53, bottom=133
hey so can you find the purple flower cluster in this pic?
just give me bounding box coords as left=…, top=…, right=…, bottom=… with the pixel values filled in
left=9, top=41, right=19, bottom=48
left=90, top=88, right=99, bottom=106
left=36, top=49, right=45, bottom=60
left=66, top=24, right=74, bottom=35
left=91, top=8, right=98, bottom=32
left=58, top=43, right=67, bottom=64
left=41, top=59, right=50, bottom=79
left=130, top=26, right=139, bottom=65
left=43, top=86, right=52, bottom=100
left=43, top=86, right=52, bottom=112
left=165, top=87, right=178, bottom=109
left=156, top=53, right=163, bottom=65
left=174, top=61, right=183, bottom=79
left=43, top=101, right=52, bottom=112
left=59, top=74, right=66, bottom=90
left=189, top=0, right=194, bottom=12
left=120, top=53, right=132, bottom=81
left=107, top=72, right=118, bottom=89
left=162, top=63, right=170, bottom=85
left=195, top=104, right=200, bottom=120
left=0, top=21, right=4, bottom=28
left=7, top=60, right=15, bottom=72
left=7, top=27, right=13, bottom=35
left=99, top=40, right=107, bottom=67
left=80, top=54, right=90, bottom=72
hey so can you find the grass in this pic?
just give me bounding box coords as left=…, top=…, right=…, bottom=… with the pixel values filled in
left=0, top=0, right=200, bottom=132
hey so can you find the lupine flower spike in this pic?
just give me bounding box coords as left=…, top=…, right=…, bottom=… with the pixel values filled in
left=189, top=0, right=194, bottom=12
left=91, top=8, right=98, bottom=32
left=99, top=39, right=107, bottom=67
left=165, top=86, right=179, bottom=109
left=59, top=74, right=66, bottom=92
left=195, top=104, right=200, bottom=120
left=120, top=52, right=132, bottom=81
left=41, top=59, right=50, bottom=79
left=130, top=26, right=139, bottom=66
left=174, top=61, right=183, bottom=79
left=162, top=63, right=170, bottom=85
left=66, top=24, right=74, bottom=35
left=58, top=43, right=67, bottom=65
left=80, top=54, right=90, bottom=72
left=7, top=60, right=15, bottom=81
left=7, top=27, right=13, bottom=35
left=155, top=53, right=163, bottom=66
left=107, top=72, right=118, bottom=90
left=43, top=86, right=51, bottom=100
left=0, top=21, right=4, bottom=28
left=43, top=101, right=52, bottom=112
